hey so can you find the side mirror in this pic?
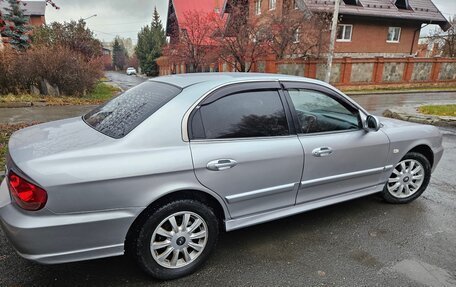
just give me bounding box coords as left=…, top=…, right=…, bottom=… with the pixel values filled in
left=365, top=115, right=381, bottom=132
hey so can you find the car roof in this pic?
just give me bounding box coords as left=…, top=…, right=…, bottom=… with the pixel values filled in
left=149, top=72, right=327, bottom=89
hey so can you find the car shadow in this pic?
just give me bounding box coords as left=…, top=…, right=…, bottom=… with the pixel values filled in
left=2, top=194, right=427, bottom=286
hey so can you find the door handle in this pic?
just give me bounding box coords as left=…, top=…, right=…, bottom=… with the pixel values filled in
left=206, top=159, right=238, bottom=171
left=312, top=147, right=333, bottom=157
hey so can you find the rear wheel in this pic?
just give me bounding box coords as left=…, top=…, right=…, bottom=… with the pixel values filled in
left=382, top=152, right=431, bottom=204
left=131, top=200, right=219, bottom=280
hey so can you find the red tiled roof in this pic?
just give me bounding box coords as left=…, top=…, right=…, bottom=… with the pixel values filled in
left=166, top=0, right=226, bottom=44
left=171, top=0, right=223, bottom=25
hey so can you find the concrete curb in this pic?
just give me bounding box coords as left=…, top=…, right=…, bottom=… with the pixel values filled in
left=0, top=101, right=48, bottom=109
left=383, top=107, right=456, bottom=128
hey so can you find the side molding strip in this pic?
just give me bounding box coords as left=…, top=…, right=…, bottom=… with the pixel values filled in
left=300, top=166, right=391, bottom=188
left=225, top=183, right=296, bottom=204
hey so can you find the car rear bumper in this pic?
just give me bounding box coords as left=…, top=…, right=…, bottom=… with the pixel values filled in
left=0, top=179, right=142, bottom=264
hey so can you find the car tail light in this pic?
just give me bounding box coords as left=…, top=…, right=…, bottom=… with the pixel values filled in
left=7, top=171, right=47, bottom=211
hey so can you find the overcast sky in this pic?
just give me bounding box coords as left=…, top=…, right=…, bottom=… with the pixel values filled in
left=35, top=0, right=456, bottom=44
left=41, top=0, right=169, bottom=43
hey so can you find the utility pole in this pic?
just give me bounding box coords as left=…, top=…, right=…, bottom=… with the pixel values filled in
left=325, top=0, right=341, bottom=83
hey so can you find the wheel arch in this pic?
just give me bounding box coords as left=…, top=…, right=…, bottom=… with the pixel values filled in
left=125, top=189, right=228, bottom=254
left=408, top=144, right=434, bottom=168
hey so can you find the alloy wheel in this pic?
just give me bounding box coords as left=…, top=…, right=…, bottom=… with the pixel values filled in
left=150, top=211, right=208, bottom=269
left=387, top=159, right=425, bottom=199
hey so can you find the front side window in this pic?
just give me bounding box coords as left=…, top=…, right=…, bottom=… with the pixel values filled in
left=255, top=0, right=262, bottom=15
left=336, top=24, right=353, bottom=42
left=269, top=0, right=276, bottom=10
left=84, top=82, right=181, bottom=138
left=288, top=89, right=360, bottom=134
left=387, top=27, right=401, bottom=43
left=191, top=90, right=289, bottom=139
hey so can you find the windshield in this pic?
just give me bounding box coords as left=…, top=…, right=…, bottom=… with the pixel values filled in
left=83, top=81, right=182, bottom=139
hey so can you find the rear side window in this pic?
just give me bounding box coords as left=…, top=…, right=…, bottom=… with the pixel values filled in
left=84, top=82, right=181, bottom=138
left=191, top=90, right=289, bottom=139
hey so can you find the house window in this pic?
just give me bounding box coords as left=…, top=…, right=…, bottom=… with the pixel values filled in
left=387, top=27, right=401, bottom=42
left=294, top=28, right=300, bottom=43
left=269, top=0, right=276, bottom=10
left=336, top=24, right=352, bottom=42
left=294, top=0, right=299, bottom=9
left=395, top=0, right=410, bottom=10
left=343, top=0, right=360, bottom=5
left=255, top=0, right=262, bottom=15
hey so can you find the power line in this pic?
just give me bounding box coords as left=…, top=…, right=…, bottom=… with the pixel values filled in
left=97, top=20, right=151, bottom=26
left=93, top=30, right=139, bottom=36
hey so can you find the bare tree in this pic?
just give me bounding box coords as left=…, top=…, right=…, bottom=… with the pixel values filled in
left=213, top=6, right=269, bottom=72
left=431, top=16, right=456, bottom=58
left=261, top=2, right=331, bottom=60
left=179, top=11, right=219, bottom=72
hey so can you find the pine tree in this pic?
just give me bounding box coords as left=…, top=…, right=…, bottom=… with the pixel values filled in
left=112, top=36, right=128, bottom=70
left=135, top=7, right=166, bottom=76
left=2, top=0, right=32, bottom=51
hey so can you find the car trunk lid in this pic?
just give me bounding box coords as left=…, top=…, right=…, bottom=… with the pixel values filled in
left=7, top=117, right=116, bottom=183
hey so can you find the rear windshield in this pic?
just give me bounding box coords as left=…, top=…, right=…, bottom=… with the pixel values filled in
left=83, top=81, right=182, bottom=139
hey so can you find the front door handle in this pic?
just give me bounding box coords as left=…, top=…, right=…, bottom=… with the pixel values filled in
left=207, top=159, right=238, bottom=171
left=312, top=147, right=333, bottom=157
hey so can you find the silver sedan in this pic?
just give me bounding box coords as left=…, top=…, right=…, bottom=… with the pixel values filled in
left=0, top=73, right=443, bottom=280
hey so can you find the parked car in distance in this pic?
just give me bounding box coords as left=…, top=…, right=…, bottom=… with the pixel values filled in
left=126, top=67, right=137, bottom=75
left=0, top=73, right=443, bottom=280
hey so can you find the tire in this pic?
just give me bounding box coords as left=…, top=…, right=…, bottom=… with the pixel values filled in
left=382, top=152, right=431, bottom=204
left=130, top=200, right=219, bottom=280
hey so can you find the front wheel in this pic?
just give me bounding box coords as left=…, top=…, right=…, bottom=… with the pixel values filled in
left=382, top=152, right=431, bottom=204
left=131, top=200, right=219, bottom=280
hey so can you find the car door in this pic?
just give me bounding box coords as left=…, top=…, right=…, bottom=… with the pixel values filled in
left=281, top=82, right=391, bottom=204
left=189, top=82, right=304, bottom=219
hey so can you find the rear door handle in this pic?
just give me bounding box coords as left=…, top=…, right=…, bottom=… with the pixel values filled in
left=207, top=159, right=238, bottom=171
left=312, top=147, right=333, bottom=157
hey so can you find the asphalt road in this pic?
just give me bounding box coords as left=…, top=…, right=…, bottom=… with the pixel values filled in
left=105, top=71, right=147, bottom=91
left=0, top=72, right=145, bottom=124
left=0, top=74, right=455, bottom=286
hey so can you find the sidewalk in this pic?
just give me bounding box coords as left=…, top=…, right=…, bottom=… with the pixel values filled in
left=383, top=102, right=456, bottom=128
left=0, top=105, right=96, bottom=124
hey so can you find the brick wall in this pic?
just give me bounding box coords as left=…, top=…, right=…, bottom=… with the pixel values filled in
left=247, top=0, right=422, bottom=57
left=29, top=15, right=45, bottom=26
left=335, top=17, right=421, bottom=57
left=273, top=57, right=456, bottom=87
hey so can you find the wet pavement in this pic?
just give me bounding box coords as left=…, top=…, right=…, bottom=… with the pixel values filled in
left=350, top=91, right=456, bottom=116
left=0, top=105, right=96, bottom=124
left=0, top=72, right=146, bottom=124
left=105, top=71, right=147, bottom=91
left=0, top=78, right=455, bottom=286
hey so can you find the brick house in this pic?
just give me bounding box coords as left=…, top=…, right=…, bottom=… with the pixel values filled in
left=158, top=0, right=224, bottom=74
left=0, top=0, right=46, bottom=26
left=0, top=0, right=46, bottom=47
left=222, top=0, right=451, bottom=58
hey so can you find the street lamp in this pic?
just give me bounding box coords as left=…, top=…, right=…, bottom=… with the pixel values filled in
left=82, top=14, right=97, bottom=21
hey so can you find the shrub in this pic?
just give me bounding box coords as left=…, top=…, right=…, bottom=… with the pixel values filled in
left=0, top=45, right=104, bottom=96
